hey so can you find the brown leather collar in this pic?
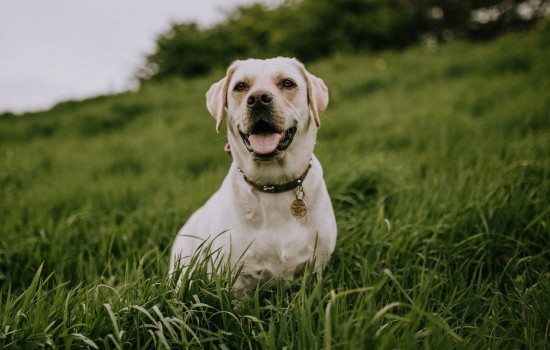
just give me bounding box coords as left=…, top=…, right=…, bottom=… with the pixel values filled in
left=237, top=160, right=312, bottom=193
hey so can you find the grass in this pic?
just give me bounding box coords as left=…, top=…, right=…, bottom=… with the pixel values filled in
left=1, top=24, right=549, bottom=349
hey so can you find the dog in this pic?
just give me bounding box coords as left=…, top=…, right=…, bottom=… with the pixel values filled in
left=169, top=57, right=337, bottom=296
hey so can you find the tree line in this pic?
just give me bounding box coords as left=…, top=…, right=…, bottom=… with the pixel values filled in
left=137, top=0, right=549, bottom=81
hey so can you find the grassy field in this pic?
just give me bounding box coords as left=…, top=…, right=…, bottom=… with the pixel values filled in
left=1, top=24, right=549, bottom=349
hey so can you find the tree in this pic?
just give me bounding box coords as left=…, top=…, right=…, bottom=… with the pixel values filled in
left=138, top=23, right=210, bottom=80
left=137, top=0, right=549, bottom=81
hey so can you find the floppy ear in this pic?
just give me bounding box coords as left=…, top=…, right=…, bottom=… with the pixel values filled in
left=206, top=77, right=229, bottom=133
left=298, top=63, right=329, bottom=127
left=205, top=63, right=238, bottom=133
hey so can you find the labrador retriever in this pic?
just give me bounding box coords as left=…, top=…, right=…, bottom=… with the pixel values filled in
left=169, top=57, right=337, bottom=296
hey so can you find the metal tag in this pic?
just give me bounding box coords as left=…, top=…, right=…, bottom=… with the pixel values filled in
left=291, top=199, right=307, bottom=218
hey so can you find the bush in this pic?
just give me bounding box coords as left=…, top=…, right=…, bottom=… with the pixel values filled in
left=138, top=0, right=549, bottom=81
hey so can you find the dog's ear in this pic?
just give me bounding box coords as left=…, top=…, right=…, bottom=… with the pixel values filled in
left=297, top=61, right=329, bottom=127
left=206, top=77, right=227, bottom=133
left=206, top=63, right=238, bottom=133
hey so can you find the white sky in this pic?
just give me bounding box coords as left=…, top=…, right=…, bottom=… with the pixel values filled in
left=0, top=0, right=278, bottom=114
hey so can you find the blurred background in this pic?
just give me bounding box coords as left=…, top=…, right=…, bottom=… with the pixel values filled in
left=136, top=0, right=550, bottom=80
left=1, top=0, right=548, bottom=114
left=0, top=0, right=276, bottom=113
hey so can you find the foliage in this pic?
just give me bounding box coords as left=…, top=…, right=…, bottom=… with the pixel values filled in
left=138, top=0, right=550, bottom=80
left=1, top=26, right=550, bottom=348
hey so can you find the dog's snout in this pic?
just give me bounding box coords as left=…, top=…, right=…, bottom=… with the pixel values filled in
left=247, top=90, right=273, bottom=108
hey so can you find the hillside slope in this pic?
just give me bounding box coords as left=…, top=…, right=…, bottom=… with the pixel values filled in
left=1, top=26, right=549, bottom=348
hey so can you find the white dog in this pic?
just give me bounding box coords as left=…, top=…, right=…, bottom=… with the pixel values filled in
left=169, top=57, right=337, bottom=295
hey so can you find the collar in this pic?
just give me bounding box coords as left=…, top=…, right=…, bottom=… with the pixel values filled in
left=237, top=159, right=312, bottom=193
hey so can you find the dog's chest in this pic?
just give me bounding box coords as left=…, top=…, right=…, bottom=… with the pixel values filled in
left=239, top=222, right=317, bottom=288
left=237, top=188, right=302, bottom=224
left=225, top=167, right=331, bottom=290
left=236, top=229, right=315, bottom=290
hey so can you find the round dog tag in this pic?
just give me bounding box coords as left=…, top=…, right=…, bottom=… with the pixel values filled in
left=291, top=199, right=307, bottom=218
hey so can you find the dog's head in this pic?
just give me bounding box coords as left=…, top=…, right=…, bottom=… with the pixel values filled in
left=206, top=58, right=328, bottom=179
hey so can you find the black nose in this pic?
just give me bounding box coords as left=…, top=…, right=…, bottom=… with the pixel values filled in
left=247, top=90, right=273, bottom=108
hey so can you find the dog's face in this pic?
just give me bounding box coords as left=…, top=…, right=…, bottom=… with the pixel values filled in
left=206, top=58, right=328, bottom=176
left=227, top=59, right=308, bottom=161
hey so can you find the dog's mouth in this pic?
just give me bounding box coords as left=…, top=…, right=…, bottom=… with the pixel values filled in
left=239, top=121, right=297, bottom=160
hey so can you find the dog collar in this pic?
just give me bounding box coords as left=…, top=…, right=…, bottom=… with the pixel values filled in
left=237, top=159, right=312, bottom=194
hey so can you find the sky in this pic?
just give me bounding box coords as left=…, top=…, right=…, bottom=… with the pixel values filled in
left=0, top=0, right=278, bottom=114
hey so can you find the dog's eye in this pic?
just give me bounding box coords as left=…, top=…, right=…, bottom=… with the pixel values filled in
left=281, top=79, right=296, bottom=88
left=234, top=82, right=248, bottom=91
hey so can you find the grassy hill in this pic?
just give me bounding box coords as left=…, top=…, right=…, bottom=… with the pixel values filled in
left=1, top=25, right=549, bottom=348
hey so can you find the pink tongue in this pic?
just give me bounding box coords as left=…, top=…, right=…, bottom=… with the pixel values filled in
left=248, top=132, right=282, bottom=154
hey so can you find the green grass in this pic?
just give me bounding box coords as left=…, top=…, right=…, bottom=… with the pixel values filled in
left=1, top=25, right=549, bottom=349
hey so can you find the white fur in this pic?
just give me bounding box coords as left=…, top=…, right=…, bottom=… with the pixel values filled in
left=169, top=57, right=337, bottom=294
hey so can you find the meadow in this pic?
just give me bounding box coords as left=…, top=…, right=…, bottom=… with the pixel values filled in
left=1, top=25, right=549, bottom=349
